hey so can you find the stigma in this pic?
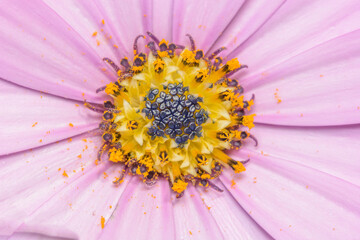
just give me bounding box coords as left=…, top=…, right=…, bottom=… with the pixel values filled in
left=85, top=32, right=256, bottom=197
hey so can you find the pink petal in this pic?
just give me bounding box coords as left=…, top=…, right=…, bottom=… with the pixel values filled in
left=221, top=152, right=360, bottom=239
left=0, top=80, right=100, bottom=156
left=243, top=123, right=360, bottom=186
left=0, top=133, right=101, bottom=236
left=153, top=0, right=174, bottom=41
left=229, top=0, right=360, bottom=80
left=206, top=0, right=285, bottom=56
left=95, top=0, right=152, bottom=57
left=247, top=29, right=360, bottom=126
left=172, top=185, right=223, bottom=239
left=197, top=179, right=272, bottom=239
left=42, top=0, right=122, bottom=61
left=172, top=0, right=245, bottom=53
left=0, top=0, right=116, bottom=102
left=99, top=178, right=175, bottom=240
left=18, top=164, right=129, bottom=240
left=7, top=232, right=67, bottom=240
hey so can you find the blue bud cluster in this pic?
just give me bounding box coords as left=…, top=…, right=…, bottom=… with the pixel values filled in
left=142, top=83, right=208, bottom=145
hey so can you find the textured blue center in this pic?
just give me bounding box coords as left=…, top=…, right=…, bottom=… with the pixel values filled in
left=142, top=83, right=208, bottom=145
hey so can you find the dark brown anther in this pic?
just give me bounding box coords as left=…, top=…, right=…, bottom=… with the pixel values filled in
left=146, top=41, right=158, bottom=56
left=99, top=122, right=108, bottom=130
left=104, top=101, right=115, bottom=109
left=185, top=34, right=196, bottom=51
left=230, top=140, right=242, bottom=149
left=133, top=35, right=145, bottom=55
left=103, top=111, right=113, bottom=121
left=103, top=57, right=121, bottom=73
left=147, top=31, right=160, bottom=45
left=208, top=47, right=227, bottom=60
left=120, top=58, right=131, bottom=70
left=102, top=133, right=113, bottom=142
left=195, top=50, right=204, bottom=60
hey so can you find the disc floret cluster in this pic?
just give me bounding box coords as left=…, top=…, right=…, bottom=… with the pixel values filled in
left=85, top=32, right=257, bottom=197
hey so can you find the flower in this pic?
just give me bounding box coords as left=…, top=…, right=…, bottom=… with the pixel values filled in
left=1, top=0, right=360, bottom=239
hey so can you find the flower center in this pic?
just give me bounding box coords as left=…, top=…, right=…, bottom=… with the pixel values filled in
left=143, top=83, right=208, bottom=146
left=85, top=32, right=257, bottom=197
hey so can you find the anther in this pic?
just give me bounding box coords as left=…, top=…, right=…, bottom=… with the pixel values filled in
left=102, top=133, right=114, bottom=142
left=146, top=41, right=158, bottom=56
left=104, top=101, right=115, bottom=109
left=133, top=35, right=145, bottom=55
left=208, top=47, right=226, bottom=60
left=185, top=34, right=196, bottom=51
left=195, top=50, right=204, bottom=60
left=120, top=58, right=131, bottom=70
left=103, top=111, right=114, bottom=121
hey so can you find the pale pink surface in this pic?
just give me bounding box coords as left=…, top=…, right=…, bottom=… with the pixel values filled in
left=0, top=0, right=360, bottom=239
left=0, top=80, right=99, bottom=155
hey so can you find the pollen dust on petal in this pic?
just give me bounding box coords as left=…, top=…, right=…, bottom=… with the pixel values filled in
left=231, top=179, right=236, bottom=188
left=62, top=170, right=69, bottom=178
left=274, top=88, right=282, bottom=103
left=100, top=216, right=105, bottom=229
left=32, top=122, right=38, bottom=127
left=92, top=31, right=97, bottom=37
left=69, top=123, right=74, bottom=127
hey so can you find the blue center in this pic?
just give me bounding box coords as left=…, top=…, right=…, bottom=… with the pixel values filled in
left=142, top=83, right=208, bottom=146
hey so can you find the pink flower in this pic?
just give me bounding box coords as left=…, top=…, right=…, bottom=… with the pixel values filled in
left=1, top=0, right=360, bottom=239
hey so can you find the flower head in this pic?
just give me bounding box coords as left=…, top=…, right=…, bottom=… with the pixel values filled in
left=88, top=33, right=255, bottom=196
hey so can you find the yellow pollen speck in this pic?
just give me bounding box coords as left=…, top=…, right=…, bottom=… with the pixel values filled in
left=69, top=123, right=74, bottom=127
left=101, top=19, right=105, bottom=25
left=77, top=154, right=82, bottom=158
left=224, top=58, right=240, bottom=72
left=62, top=170, right=68, bottom=178
left=100, top=216, right=105, bottom=229
left=92, top=31, right=97, bottom=37
left=241, top=114, right=255, bottom=129
left=32, top=122, right=38, bottom=127
left=172, top=179, right=188, bottom=193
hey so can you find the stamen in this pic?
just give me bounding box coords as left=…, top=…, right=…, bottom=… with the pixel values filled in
left=84, top=100, right=104, bottom=113
left=225, top=65, right=248, bottom=78
left=103, top=58, right=121, bottom=75
left=97, top=142, right=109, bottom=162
left=208, top=47, right=226, bottom=60
left=133, top=35, right=145, bottom=55
left=113, top=167, right=127, bottom=185
left=249, top=134, right=258, bottom=146
left=120, top=58, right=131, bottom=70
left=208, top=181, right=224, bottom=192
left=146, top=31, right=160, bottom=45
left=185, top=34, right=196, bottom=51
